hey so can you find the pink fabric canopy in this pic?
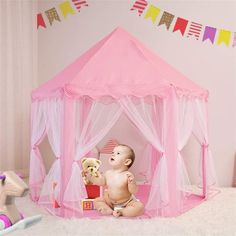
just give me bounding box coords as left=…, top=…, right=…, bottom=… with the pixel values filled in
left=30, top=27, right=217, bottom=219
left=32, top=27, right=208, bottom=100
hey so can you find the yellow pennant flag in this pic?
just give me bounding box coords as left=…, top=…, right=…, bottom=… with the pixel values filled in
left=59, top=1, right=75, bottom=18
left=217, top=29, right=231, bottom=46
left=144, top=5, right=161, bottom=24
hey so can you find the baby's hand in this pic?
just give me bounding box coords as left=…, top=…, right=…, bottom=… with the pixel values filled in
left=126, top=173, right=135, bottom=184
left=82, top=171, right=92, bottom=180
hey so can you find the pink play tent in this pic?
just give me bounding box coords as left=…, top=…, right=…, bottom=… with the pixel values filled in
left=29, top=27, right=217, bottom=218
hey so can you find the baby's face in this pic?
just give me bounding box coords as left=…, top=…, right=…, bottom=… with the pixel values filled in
left=109, top=146, right=131, bottom=169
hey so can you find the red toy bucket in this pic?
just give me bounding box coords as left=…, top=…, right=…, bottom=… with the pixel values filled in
left=85, top=185, right=100, bottom=199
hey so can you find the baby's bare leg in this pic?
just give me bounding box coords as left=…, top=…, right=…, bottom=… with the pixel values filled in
left=94, top=194, right=113, bottom=215
left=113, top=200, right=144, bottom=217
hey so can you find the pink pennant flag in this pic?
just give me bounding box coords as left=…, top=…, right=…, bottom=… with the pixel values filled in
left=72, top=0, right=88, bottom=12
left=187, top=22, right=203, bottom=40
left=130, top=0, right=148, bottom=16
left=100, top=139, right=119, bottom=154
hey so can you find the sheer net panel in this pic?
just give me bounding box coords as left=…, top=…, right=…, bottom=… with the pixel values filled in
left=35, top=98, right=63, bottom=213
left=181, top=134, right=202, bottom=195
left=96, top=112, right=149, bottom=183
left=63, top=97, right=122, bottom=213
left=38, top=136, right=55, bottom=174
left=38, top=135, right=61, bottom=210
left=96, top=95, right=164, bottom=184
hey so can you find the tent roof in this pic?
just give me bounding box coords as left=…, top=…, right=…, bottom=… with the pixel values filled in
left=32, top=27, right=208, bottom=100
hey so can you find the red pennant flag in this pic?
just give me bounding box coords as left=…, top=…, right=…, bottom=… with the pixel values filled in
left=37, top=13, right=46, bottom=29
left=130, top=0, right=148, bottom=16
left=173, top=17, right=188, bottom=36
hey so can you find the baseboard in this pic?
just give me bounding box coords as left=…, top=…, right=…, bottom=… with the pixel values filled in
left=14, top=168, right=29, bottom=178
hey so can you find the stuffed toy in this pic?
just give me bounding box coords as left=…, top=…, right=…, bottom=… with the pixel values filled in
left=81, top=158, right=101, bottom=185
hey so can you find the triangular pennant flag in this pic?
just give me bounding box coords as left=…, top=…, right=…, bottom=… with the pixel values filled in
left=37, top=13, right=46, bottom=29
left=217, top=29, right=231, bottom=46
left=59, top=1, right=76, bottom=18
left=144, top=5, right=161, bottom=24
left=186, top=22, right=203, bottom=40
left=71, top=0, right=88, bottom=12
left=45, top=8, right=61, bottom=25
left=202, top=26, right=217, bottom=44
left=130, top=0, right=148, bottom=16
left=158, top=11, right=174, bottom=30
left=173, top=17, right=188, bottom=36
left=100, top=139, right=119, bottom=154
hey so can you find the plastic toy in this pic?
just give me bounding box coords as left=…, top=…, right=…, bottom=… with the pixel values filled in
left=81, top=199, right=94, bottom=210
left=0, top=171, right=42, bottom=235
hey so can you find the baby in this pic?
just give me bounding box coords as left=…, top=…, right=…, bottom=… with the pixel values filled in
left=84, top=144, right=144, bottom=217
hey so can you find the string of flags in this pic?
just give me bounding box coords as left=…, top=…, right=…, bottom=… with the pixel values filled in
left=130, top=0, right=236, bottom=48
left=37, top=0, right=88, bottom=29
left=37, top=0, right=236, bottom=48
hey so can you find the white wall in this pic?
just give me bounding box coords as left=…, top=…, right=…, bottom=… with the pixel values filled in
left=0, top=0, right=37, bottom=177
left=38, top=0, right=236, bottom=186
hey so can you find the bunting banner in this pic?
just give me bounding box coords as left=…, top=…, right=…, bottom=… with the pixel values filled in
left=130, top=0, right=148, bottom=16
left=37, top=0, right=235, bottom=49
left=130, top=0, right=235, bottom=48
left=37, top=0, right=89, bottom=30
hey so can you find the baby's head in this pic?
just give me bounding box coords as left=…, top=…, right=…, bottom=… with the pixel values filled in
left=109, top=144, right=135, bottom=170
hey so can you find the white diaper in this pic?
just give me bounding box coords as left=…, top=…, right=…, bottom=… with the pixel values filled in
left=113, top=195, right=140, bottom=211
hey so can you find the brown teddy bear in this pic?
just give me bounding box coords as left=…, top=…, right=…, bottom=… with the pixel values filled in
left=81, top=157, right=101, bottom=185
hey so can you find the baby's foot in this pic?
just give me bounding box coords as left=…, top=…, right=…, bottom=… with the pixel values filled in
left=97, top=207, right=113, bottom=215
left=113, top=209, right=122, bottom=217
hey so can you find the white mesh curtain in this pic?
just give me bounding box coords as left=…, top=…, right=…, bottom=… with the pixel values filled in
left=29, top=99, right=47, bottom=201
left=138, top=143, right=153, bottom=184
left=176, top=97, right=193, bottom=198
left=63, top=98, right=122, bottom=211
left=38, top=98, right=63, bottom=206
left=119, top=96, right=169, bottom=210
left=192, top=99, right=218, bottom=196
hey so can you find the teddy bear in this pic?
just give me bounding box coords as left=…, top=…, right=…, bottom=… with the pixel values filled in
left=81, top=157, right=101, bottom=185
